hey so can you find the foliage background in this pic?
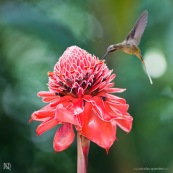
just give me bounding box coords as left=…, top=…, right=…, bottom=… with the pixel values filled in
left=0, top=0, right=173, bottom=173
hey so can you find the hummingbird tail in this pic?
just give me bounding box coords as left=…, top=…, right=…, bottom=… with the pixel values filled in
left=140, top=56, right=153, bottom=85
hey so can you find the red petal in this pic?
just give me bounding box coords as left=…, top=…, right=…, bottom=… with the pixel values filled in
left=38, top=91, right=60, bottom=102
left=106, top=74, right=116, bottom=83
left=113, top=113, right=133, bottom=132
left=55, top=100, right=83, bottom=127
left=98, top=93, right=127, bottom=104
left=42, top=96, right=59, bottom=102
left=72, top=98, right=84, bottom=114
left=86, top=96, right=123, bottom=122
left=83, top=95, right=133, bottom=133
left=83, top=95, right=93, bottom=101
left=88, top=96, right=105, bottom=120
left=99, top=82, right=114, bottom=91
left=109, top=103, right=129, bottom=116
left=30, top=104, right=56, bottom=122
left=50, top=96, right=73, bottom=107
left=53, top=123, right=74, bottom=152
left=36, top=118, right=59, bottom=135
left=77, top=102, right=116, bottom=151
left=103, top=88, right=126, bottom=93
left=89, top=81, right=105, bottom=93
left=38, top=91, right=55, bottom=97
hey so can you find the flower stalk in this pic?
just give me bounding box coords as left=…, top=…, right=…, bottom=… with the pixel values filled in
left=77, top=133, right=90, bottom=173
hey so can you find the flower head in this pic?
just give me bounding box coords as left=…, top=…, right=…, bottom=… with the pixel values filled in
left=30, top=46, right=133, bottom=152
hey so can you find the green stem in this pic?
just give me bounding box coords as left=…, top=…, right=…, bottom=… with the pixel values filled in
left=77, top=133, right=90, bottom=173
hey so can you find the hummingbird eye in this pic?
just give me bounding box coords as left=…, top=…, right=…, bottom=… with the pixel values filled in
left=102, top=45, right=117, bottom=59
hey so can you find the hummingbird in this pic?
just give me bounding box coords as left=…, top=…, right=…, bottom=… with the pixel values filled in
left=102, top=10, right=153, bottom=84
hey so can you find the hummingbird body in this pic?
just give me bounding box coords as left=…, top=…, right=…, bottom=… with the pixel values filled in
left=118, top=42, right=140, bottom=54
left=102, top=10, right=153, bottom=84
left=109, top=43, right=142, bottom=60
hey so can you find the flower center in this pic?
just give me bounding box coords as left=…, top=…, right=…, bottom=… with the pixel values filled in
left=48, top=46, right=113, bottom=98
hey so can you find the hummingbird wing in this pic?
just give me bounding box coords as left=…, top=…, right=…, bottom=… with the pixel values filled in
left=125, top=10, right=148, bottom=46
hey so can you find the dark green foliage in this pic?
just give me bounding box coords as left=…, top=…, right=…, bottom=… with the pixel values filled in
left=0, top=0, right=173, bottom=173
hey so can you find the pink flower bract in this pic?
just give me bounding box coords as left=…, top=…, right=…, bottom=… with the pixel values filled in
left=30, top=46, right=133, bottom=152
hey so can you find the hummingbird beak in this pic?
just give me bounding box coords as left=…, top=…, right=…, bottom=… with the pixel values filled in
left=102, top=45, right=117, bottom=59
left=102, top=51, right=109, bottom=59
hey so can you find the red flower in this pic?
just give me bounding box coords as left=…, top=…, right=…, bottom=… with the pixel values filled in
left=30, top=46, right=133, bottom=152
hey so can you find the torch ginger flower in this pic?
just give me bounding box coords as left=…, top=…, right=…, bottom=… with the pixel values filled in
left=30, top=46, right=133, bottom=173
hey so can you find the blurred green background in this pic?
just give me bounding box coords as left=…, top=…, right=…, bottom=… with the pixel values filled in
left=1, top=0, right=173, bottom=173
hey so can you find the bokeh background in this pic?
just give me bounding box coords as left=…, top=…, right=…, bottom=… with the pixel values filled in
left=1, top=0, right=173, bottom=173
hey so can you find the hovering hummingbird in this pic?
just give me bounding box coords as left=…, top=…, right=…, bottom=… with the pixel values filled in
left=102, top=10, right=153, bottom=84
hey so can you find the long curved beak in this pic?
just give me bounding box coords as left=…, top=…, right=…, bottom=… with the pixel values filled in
left=102, top=51, right=109, bottom=59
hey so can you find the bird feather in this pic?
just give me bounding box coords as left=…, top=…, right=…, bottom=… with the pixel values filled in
left=125, top=10, right=148, bottom=46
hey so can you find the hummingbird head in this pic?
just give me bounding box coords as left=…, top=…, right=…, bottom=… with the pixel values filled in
left=107, top=45, right=117, bottom=53
left=102, top=45, right=117, bottom=59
